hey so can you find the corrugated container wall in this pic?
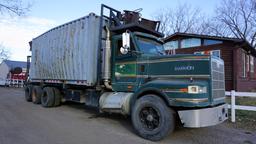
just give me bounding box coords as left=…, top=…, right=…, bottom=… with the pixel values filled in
left=30, top=13, right=102, bottom=86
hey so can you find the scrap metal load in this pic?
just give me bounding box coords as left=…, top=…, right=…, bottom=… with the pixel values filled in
left=29, top=8, right=161, bottom=86
left=30, top=14, right=101, bottom=85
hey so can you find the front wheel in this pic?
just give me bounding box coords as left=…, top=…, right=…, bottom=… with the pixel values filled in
left=131, top=95, right=175, bottom=141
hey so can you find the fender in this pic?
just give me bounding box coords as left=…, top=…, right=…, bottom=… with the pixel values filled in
left=129, top=79, right=209, bottom=113
left=130, top=80, right=175, bottom=113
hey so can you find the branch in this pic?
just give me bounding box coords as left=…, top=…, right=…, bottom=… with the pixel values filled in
left=0, top=1, right=31, bottom=16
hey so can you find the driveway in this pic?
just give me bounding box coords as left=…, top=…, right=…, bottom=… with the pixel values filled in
left=0, top=87, right=255, bottom=144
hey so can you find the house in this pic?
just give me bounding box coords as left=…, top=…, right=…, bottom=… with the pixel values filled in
left=164, top=32, right=256, bottom=92
left=0, top=60, right=27, bottom=86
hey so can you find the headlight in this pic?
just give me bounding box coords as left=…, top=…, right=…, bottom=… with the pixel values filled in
left=188, top=86, right=207, bottom=94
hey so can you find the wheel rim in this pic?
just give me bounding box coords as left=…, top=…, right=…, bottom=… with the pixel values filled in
left=139, top=107, right=160, bottom=130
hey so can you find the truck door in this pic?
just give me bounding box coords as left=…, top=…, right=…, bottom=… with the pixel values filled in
left=111, top=35, right=138, bottom=92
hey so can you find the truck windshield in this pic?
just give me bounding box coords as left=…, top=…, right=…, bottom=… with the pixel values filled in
left=137, top=37, right=165, bottom=56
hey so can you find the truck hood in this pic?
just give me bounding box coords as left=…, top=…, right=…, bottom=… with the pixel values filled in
left=140, top=54, right=211, bottom=78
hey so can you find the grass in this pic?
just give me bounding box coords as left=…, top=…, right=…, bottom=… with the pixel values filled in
left=225, top=97, right=256, bottom=131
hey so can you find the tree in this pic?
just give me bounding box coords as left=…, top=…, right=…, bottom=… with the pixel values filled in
left=0, top=0, right=31, bottom=62
left=153, top=4, right=205, bottom=37
left=215, top=0, right=256, bottom=48
left=0, top=45, right=10, bottom=63
left=0, top=0, right=31, bottom=16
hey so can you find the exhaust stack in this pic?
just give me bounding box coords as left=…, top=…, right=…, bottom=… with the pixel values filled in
left=102, top=26, right=112, bottom=90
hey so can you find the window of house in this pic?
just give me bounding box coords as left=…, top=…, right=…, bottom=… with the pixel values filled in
left=211, top=50, right=221, bottom=58
left=242, top=51, right=246, bottom=77
left=181, top=38, right=201, bottom=48
left=164, top=40, right=178, bottom=50
left=203, top=39, right=223, bottom=46
left=247, top=55, right=250, bottom=73
left=194, top=50, right=220, bottom=58
left=194, top=51, right=204, bottom=55
left=250, top=55, right=254, bottom=73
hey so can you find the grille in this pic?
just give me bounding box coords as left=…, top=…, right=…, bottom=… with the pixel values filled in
left=211, top=58, right=225, bottom=99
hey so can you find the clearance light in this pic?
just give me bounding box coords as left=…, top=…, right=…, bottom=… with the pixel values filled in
left=188, top=86, right=207, bottom=94
left=179, top=88, right=188, bottom=93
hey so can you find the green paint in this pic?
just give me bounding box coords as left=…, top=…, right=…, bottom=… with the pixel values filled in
left=115, top=63, right=136, bottom=77
left=110, top=32, right=225, bottom=107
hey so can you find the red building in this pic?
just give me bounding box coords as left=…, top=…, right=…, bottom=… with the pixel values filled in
left=0, top=60, right=27, bottom=86
left=164, top=33, right=256, bottom=92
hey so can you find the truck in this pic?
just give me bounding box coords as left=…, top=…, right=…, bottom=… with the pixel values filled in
left=24, top=4, right=228, bottom=141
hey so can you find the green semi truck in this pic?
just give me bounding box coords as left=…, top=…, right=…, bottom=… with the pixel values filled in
left=25, top=4, right=228, bottom=141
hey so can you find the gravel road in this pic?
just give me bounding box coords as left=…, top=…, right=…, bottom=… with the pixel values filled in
left=0, top=87, right=255, bottom=144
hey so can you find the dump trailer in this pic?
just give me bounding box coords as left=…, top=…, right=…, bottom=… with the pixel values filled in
left=25, top=4, right=228, bottom=141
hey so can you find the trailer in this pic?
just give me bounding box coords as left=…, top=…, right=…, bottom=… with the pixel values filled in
left=25, top=4, right=228, bottom=141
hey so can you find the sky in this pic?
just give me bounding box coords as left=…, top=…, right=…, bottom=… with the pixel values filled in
left=0, top=0, right=221, bottom=61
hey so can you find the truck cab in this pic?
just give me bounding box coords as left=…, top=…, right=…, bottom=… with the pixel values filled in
left=103, top=28, right=228, bottom=140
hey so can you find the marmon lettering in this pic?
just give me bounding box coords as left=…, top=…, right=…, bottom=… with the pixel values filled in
left=174, top=66, right=195, bottom=71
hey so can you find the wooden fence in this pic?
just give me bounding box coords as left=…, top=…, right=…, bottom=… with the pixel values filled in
left=225, top=90, right=256, bottom=122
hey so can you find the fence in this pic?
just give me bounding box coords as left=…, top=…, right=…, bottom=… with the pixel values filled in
left=225, top=90, right=256, bottom=122
left=5, top=79, right=24, bottom=87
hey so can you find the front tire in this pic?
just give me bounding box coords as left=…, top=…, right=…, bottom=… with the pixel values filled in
left=131, top=95, right=175, bottom=141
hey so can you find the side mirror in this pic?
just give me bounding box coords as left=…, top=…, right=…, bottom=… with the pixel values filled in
left=120, top=32, right=130, bottom=55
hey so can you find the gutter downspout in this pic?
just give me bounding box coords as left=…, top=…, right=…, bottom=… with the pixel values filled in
left=103, top=26, right=112, bottom=90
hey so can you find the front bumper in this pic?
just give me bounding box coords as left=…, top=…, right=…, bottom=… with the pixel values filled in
left=178, top=104, right=228, bottom=128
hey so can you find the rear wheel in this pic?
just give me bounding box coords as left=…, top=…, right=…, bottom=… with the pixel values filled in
left=25, top=85, right=32, bottom=102
left=32, top=86, right=42, bottom=104
left=41, top=87, right=55, bottom=107
left=53, top=88, right=61, bottom=107
left=132, top=95, right=175, bottom=141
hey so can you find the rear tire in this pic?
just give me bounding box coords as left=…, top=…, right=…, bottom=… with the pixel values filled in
left=53, top=88, right=61, bottom=107
left=131, top=95, right=175, bottom=141
left=25, top=85, right=32, bottom=102
left=41, top=87, right=55, bottom=107
left=32, top=86, right=43, bottom=104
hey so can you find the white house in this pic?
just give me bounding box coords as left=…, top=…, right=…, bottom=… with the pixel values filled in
left=0, top=60, right=27, bottom=86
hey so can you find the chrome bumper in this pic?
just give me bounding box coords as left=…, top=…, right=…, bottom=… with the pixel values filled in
left=178, top=104, right=228, bottom=128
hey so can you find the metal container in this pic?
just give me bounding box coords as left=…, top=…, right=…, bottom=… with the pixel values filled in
left=30, top=13, right=103, bottom=86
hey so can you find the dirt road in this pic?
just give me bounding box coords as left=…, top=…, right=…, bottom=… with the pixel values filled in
left=0, top=87, right=255, bottom=144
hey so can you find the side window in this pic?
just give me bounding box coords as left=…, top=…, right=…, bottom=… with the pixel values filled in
left=116, top=38, right=135, bottom=57
left=116, top=39, right=123, bottom=57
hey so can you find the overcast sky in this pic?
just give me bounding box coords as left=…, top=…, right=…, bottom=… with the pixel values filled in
left=0, top=0, right=221, bottom=61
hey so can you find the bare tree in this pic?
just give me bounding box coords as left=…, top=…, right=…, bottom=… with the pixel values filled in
left=0, top=44, right=11, bottom=63
left=153, top=4, right=205, bottom=37
left=0, top=0, right=31, bottom=16
left=215, top=0, right=256, bottom=48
